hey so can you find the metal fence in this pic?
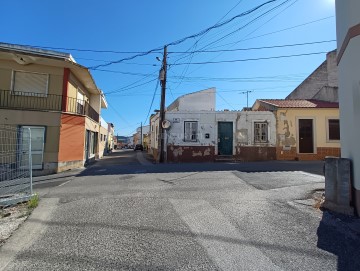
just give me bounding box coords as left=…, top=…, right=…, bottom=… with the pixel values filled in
left=0, top=125, right=33, bottom=206
left=0, top=89, right=99, bottom=122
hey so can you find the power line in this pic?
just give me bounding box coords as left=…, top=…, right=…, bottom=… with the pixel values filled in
left=209, top=16, right=335, bottom=50
left=169, top=0, right=246, bottom=91
left=88, top=0, right=282, bottom=70
left=143, top=80, right=160, bottom=124
left=217, top=93, right=236, bottom=110
left=167, top=40, right=335, bottom=54
left=169, top=0, right=296, bottom=84
left=108, top=103, right=133, bottom=128
left=171, top=51, right=328, bottom=66
left=105, top=78, right=157, bottom=95
left=16, top=44, right=163, bottom=54
left=195, top=0, right=293, bottom=53
left=168, top=0, right=279, bottom=47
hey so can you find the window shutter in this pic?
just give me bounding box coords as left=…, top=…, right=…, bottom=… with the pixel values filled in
left=13, top=71, right=48, bottom=95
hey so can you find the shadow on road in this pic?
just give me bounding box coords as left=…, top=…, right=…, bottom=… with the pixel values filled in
left=77, top=159, right=325, bottom=177
left=317, top=211, right=360, bottom=271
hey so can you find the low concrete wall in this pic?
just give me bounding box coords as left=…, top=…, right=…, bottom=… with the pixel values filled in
left=235, top=146, right=276, bottom=161
left=167, top=145, right=215, bottom=163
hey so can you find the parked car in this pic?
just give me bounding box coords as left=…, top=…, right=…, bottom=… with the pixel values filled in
left=134, top=144, right=144, bottom=151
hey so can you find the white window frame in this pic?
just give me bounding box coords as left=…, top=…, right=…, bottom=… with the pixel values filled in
left=254, top=122, right=268, bottom=143
left=184, top=121, right=198, bottom=142
left=11, top=70, right=49, bottom=97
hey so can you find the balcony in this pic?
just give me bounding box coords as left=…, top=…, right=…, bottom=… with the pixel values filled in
left=0, top=90, right=99, bottom=122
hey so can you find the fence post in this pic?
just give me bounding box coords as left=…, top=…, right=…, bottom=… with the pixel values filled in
left=28, top=128, right=33, bottom=195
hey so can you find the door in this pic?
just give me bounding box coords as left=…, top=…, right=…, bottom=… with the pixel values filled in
left=84, top=129, right=90, bottom=161
left=218, top=122, right=233, bottom=155
left=298, top=119, right=314, bottom=153
left=21, top=126, right=45, bottom=170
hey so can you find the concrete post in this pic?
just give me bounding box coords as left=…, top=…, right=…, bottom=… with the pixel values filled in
left=324, top=157, right=354, bottom=215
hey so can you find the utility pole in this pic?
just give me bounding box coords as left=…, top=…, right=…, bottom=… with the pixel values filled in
left=140, top=122, right=143, bottom=145
left=240, top=90, right=253, bottom=110
left=159, top=45, right=167, bottom=163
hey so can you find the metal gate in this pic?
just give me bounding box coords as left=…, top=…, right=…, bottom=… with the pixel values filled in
left=0, top=125, right=33, bottom=206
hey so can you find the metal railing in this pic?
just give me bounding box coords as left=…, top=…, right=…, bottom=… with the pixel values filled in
left=0, top=90, right=99, bottom=122
left=0, top=125, right=33, bottom=205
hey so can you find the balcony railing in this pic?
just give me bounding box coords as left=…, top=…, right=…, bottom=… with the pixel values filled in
left=0, top=90, right=99, bottom=122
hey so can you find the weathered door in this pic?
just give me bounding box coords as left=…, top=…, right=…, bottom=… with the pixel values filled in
left=298, top=119, right=314, bottom=153
left=218, top=122, right=233, bottom=155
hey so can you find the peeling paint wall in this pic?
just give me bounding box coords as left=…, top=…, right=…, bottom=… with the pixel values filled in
left=164, top=110, right=276, bottom=162
left=167, top=146, right=215, bottom=163
left=276, top=108, right=341, bottom=160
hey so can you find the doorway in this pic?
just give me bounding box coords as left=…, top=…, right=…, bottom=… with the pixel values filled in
left=218, top=122, right=233, bottom=155
left=21, top=126, right=45, bottom=169
left=298, top=119, right=314, bottom=153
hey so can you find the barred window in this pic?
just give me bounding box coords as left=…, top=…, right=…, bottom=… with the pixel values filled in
left=254, top=122, right=268, bottom=143
left=184, top=121, right=198, bottom=142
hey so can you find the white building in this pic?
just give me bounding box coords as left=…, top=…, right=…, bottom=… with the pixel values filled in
left=150, top=88, right=276, bottom=162
left=336, top=1, right=360, bottom=215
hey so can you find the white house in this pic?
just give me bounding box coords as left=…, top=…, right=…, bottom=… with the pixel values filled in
left=150, top=88, right=276, bottom=162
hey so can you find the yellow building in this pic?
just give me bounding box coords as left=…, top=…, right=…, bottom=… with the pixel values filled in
left=0, top=43, right=107, bottom=175
left=253, top=99, right=340, bottom=161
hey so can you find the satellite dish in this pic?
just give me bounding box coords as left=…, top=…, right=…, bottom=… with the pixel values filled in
left=162, top=120, right=171, bottom=129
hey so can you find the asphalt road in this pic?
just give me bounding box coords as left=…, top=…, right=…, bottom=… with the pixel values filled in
left=1, top=150, right=359, bottom=270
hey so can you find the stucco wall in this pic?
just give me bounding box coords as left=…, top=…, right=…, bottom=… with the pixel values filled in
left=99, top=125, right=108, bottom=158
left=164, top=111, right=276, bottom=161
left=336, top=0, right=360, bottom=212
left=286, top=51, right=338, bottom=101
left=275, top=108, right=340, bottom=160
left=167, top=88, right=216, bottom=112
left=0, top=59, right=64, bottom=95
left=0, top=109, right=61, bottom=173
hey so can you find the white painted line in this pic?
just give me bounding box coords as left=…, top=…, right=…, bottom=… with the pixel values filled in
left=57, top=179, right=72, bottom=187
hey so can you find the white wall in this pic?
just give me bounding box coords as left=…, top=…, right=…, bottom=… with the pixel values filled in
left=336, top=0, right=360, bottom=192
left=236, top=112, right=276, bottom=146
left=167, top=88, right=216, bottom=112
left=164, top=111, right=276, bottom=155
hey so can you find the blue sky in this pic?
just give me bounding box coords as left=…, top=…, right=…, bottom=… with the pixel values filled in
left=1, top=0, right=336, bottom=136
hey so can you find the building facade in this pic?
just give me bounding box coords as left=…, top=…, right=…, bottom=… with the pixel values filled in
left=150, top=88, right=276, bottom=162
left=0, top=43, right=107, bottom=175
left=336, top=0, right=360, bottom=214
left=253, top=99, right=340, bottom=161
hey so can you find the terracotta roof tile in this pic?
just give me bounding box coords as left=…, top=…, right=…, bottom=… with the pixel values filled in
left=258, top=99, right=339, bottom=108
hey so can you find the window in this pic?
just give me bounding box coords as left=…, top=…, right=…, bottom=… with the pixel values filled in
left=254, top=122, right=268, bottom=143
left=328, top=119, right=340, bottom=140
left=184, top=121, right=198, bottom=142
left=12, top=71, right=48, bottom=96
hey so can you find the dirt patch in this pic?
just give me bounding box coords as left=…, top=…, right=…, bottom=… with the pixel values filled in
left=0, top=203, right=30, bottom=246
left=312, top=189, right=325, bottom=210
